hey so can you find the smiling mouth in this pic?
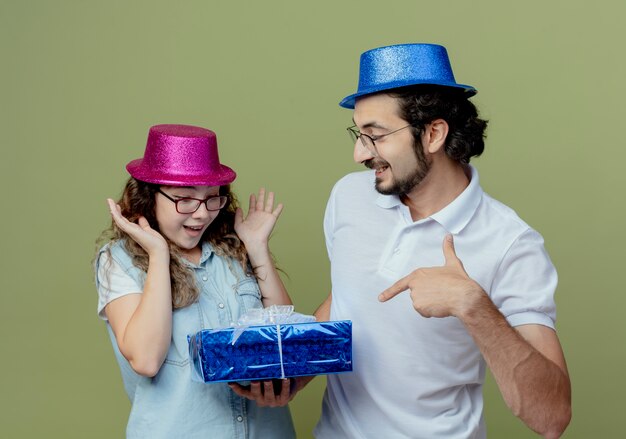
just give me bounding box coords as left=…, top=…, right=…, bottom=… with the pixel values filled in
left=184, top=225, right=205, bottom=231
left=374, top=165, right=389, bottom=175
left=364, top=159, right=389, bottom=175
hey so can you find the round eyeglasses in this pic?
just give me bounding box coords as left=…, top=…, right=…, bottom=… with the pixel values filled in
left=347, top=124, right=413, bottom=157
left=157, top=189, right=227, bottom=214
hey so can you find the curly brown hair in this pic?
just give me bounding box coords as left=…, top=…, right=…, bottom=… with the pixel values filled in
left=389, top=85, right=488, bottom=164
left=98, top=178, right=250, bottom=309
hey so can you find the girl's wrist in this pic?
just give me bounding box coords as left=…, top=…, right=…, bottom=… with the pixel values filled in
left=241, top=237, right=269, bottom=251
left=245, top=244, right=271, bottom=265
left=148, top=248, right=170, bottom=263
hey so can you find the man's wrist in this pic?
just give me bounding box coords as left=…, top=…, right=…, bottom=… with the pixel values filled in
left=455, top=281, right=489, bottom=321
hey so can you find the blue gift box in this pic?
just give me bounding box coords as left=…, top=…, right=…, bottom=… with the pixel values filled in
left=188, top=320, right=352, bottom=383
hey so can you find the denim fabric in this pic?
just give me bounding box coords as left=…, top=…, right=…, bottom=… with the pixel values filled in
left=96, top=241, right=295, bottom=439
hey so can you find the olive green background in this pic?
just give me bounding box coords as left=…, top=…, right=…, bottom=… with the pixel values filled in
left=1, top=1, right=624, bottom=437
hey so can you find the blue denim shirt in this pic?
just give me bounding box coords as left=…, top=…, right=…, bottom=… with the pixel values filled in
left=96, top=240, right=295, bottom=439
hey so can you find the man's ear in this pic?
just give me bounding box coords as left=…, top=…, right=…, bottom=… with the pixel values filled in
left=424, top=119, right=448, bottom=154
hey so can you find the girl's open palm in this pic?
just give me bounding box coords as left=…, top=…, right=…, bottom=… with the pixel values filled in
left=234, top=188, right=283, bottom=249
left=107, top=198, right=168, bottom=256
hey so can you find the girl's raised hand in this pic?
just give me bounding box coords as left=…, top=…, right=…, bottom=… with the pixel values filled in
left=107, top=198, right=169, bottom=257
left=234, top=188, right=284, bottom=250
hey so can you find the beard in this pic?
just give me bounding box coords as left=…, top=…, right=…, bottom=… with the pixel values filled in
left=365, top=141, right=432, bottom=196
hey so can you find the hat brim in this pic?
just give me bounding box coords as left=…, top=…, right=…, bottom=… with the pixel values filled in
left=126, top=159, right=237, bottom=186
left=339, top=81, right=477, bottom=109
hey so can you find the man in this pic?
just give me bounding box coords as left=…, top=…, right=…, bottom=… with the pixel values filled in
left=312, top=43, right=571, bottom=439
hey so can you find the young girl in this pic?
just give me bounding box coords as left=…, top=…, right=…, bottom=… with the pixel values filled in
left=95, top=124, right=296, bottom=438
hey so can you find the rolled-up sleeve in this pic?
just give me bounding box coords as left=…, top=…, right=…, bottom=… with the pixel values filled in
left=96, top=251, right=142, bottom=320
left=490, top=228, right=558, bottom=329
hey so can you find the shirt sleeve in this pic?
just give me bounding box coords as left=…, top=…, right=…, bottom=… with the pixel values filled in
left=96, top=250, right=143, bottom=321
left=490, top=228, right=558, bottom=329
left=323, top=182, right=339, bottom=261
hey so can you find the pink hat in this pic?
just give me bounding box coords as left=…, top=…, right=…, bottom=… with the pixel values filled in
left=126, top=124, right=236, bottom=186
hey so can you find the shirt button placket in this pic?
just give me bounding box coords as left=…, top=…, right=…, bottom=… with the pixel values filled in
left=233, top=397, right=247, bottom=438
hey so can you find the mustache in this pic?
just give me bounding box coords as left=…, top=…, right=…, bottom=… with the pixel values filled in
left=364, top=158, right=390, bottom=170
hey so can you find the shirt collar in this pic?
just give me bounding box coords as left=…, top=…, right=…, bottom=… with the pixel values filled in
left=198, top=241, right=215, bottom=264
left=182, top=241, right=215, bottom=268
left=375, top=165, right=483, bottom=234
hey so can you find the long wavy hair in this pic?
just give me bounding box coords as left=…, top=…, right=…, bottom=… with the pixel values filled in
left=97, top=178, right=249, bottom=309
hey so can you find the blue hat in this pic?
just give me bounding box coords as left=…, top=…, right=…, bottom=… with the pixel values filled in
left=339, top=43, right=476, bottom=109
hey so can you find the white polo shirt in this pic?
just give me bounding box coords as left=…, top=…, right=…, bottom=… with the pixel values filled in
left=314, top=166, right=557, bottom=439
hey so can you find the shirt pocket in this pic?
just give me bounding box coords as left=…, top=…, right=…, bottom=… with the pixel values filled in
left=234, top=276, right=263, bottom=313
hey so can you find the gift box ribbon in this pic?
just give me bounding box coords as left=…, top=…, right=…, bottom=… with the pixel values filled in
left=229, top=305, right=316, bottom=378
